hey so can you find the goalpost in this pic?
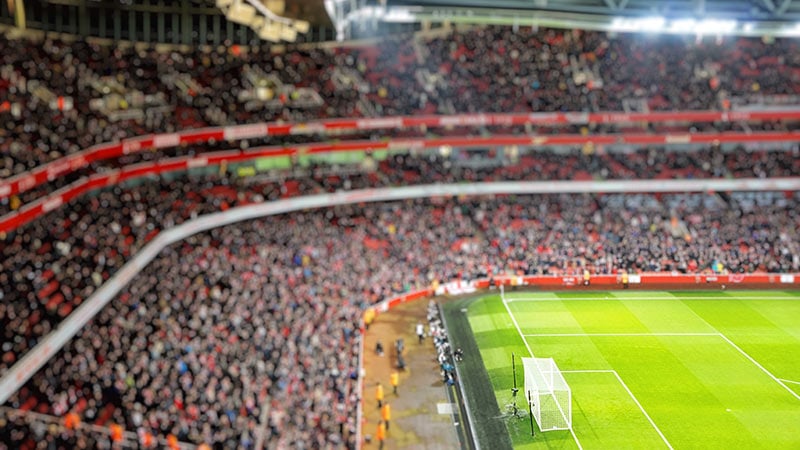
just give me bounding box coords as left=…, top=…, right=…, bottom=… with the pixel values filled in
left=502, top=285, right=572, bottom=433
left=522, top=357, right=572, bottom=431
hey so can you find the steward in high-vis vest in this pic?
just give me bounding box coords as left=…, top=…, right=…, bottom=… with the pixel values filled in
left=390, top=371, right=399, bottom=395
left=376, top=383, right=384, bottom=408
left=376, top=421, right=387, bottom=449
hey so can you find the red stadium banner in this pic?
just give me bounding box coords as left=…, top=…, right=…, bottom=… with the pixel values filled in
left=375, top=274, right=800, bottom=315
left=3, top=109, right=800, bottom=199
left=3, top=131, right=800, bottom=234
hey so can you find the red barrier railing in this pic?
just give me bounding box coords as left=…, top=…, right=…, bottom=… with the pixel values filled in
left=3, top=130, right=800, bottom=234
left=375, top=274, right=800, bottom=310
left=2, top=109, right=800, bottom=199
left=477, top=272, right=797, bottom=289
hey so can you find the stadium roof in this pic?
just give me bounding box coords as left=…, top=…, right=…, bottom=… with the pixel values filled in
left=386, top=0, right=800, bottom=21
left=330, top=0, right=800, bottom=39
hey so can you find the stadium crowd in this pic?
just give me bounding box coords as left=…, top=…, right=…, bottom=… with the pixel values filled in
left=1, top=21, right=800, bottom=450
left=3, top=144, right=800, bottom=380
left=2, top=168, right=800, bottom=446
left=2, top=26, right=800, bottom=176
left=3, top=144, right=799, bottom=217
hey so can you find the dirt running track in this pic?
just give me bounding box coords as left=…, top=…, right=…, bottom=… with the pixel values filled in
left=361, top=300, right=461, bottom=449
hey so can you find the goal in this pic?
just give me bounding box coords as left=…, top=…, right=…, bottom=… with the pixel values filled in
left=522, top=357, right=572, bottom=431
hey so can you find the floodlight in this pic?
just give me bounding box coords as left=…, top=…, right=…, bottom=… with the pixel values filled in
left=280, top=24, right=298, bottom=42
left=250, top=16, right=265, bottom=30
left=227, top=1, right=257, bottom=26
left=383, top=7, right=416, bottom=23
left=669, top=19, right=696, bottom=33
left=259, top=22, right=282, bottom=42
left=294, top=20, right=310, bottom=34
left=784, top=23, right=800, bottom=36
left=610, top=16, right=664, bottom=32
left=639, top=16, right=665, bottom=32
left=695, top=19, right=737, bottom=35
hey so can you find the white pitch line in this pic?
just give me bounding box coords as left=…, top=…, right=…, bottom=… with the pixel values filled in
left=717, top=333, right=800, bottom=402
left=562, top=369, right=673, bottom=449
left=501, top=296, right=535, bottom=359
left=506, top=295, right=796, bottom=302
left=561, top=370, right=615, bottom=373
left=540, top=331, right=800, bottom=402
left=536, top=333, right=800, bottom=400
left=610, top=371, right=674, bottom=450
left=778, top=379, right=800, bottom=386
left=502, top=297, right=583, bottom=450
left=524, top=332, right=719, bottom=337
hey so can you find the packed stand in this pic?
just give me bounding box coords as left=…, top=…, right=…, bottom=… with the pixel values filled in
left=402, top=27, right=800, bottom=113
left=1, top=179, right=799, bottom=446
left=2, top=20, right=800, bottom=449
left=3, top=26, right=800, bottom=177
left=3, top=147, right=800, bottom=380
left=0, top=409, right=108, bottom=449
left=3, top=144, right=800, bottom=217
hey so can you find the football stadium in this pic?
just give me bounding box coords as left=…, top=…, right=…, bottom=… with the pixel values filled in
left=1, top=0, right=800, bottom=449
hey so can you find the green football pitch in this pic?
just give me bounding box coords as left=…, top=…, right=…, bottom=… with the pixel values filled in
left=444, top=290, right=800, bottom=450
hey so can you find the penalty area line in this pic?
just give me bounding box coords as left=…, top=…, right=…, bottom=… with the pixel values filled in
left=505, top=295, right=792, bottom=302
left=524, top=332, right=719, bottom=337
left=562, top=369, right=673, bottom=449
left=501, top=296, right=534, bottom=359
left=778, top=378, right=800, bottom=386
left=611, top=371, right=674, bottom=450
left=717, top=333, right=800, bottom=402
left=561, top=370, right=615, bottom=373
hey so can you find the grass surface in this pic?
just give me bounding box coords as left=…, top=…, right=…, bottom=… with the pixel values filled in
left=453, top=290, right=800, bottom=450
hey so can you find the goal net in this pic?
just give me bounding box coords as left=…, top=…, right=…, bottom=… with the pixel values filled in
left=522, top=357, right=572, bottom=431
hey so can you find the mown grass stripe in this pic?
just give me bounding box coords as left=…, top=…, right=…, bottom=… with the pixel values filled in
left=459, top=290, right=800, bottom=449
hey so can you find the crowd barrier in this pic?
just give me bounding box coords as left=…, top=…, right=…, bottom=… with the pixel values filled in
left=2, top=108, right=800, bottom=199
left=371, top=274, right=799, bottom=315
left=4, top=130, right=800, bottom=234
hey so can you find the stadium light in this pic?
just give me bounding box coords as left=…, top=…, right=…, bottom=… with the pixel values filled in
left=294, top=20, right=310, bottom=34
left=337, top=3, right=800, bottom=39
left=783, top=23, right=800, bottom=36
left=259, top=22, right=282, bottom=42
left=383, top=8, right=417, bottom=23
left=226, top=1, right=257, bottom=26
left=250, top=15, right=266, bottom=31
left=217, top=0, right=311, bottom=42
left=668, top=18, right=697, bottom=33
left=244, top=0, right=292, bottom=25
left=610, top=16, right=665, bottom=32
left=280, top=24, right=298, bottom=42
left=694, top=19, right=738, bottom=35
